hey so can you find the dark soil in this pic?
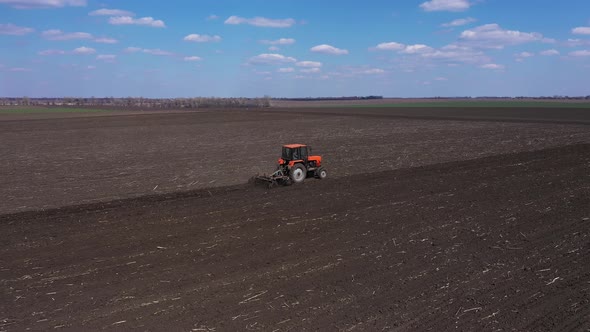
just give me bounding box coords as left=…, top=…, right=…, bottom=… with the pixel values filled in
left=1, top=107, right=589, bottom=214
left=1, top=107, right=590, bottom=331
left=1, top=144, right=589, bottom=331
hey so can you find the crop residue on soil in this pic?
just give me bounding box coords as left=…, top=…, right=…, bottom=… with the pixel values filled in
left=1, top=107, right=590, bottom=331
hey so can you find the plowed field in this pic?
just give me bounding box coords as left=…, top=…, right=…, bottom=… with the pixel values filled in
left=1, top=107, right=590, bottom=331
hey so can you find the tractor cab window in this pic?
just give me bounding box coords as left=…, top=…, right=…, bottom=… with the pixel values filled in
left=282, top=147, right=292, bottom=160
left=282, top=146, right=307, bottom=160
left=300, top=147, right=308, bottom=160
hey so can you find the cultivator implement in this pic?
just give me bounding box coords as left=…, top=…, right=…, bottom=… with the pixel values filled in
left=249, top=168, right=291, bottom=189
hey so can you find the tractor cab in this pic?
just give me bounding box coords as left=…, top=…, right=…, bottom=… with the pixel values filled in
left=281, top=144, right=310, bottom=162
left=278, top=143, right=323, bottom=173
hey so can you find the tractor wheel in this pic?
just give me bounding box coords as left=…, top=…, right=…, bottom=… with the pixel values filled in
left=290, top=164, right=306, bottom=184
left=316, top=167, right=327, bottom=180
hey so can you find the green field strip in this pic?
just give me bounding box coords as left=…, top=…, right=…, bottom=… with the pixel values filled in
left=332, top=101, right=590, bottom=108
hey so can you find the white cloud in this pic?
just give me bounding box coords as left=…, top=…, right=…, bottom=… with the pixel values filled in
left=540, top=49, right=559, bottom=56
left=373, top=40, right=490, bottom=66
left=480, top=63, right=505, bottom=70
left=123, top=47, right=141, bottom=53
left=87, top=65, right=96, bottom=70
left=94, top=37, right=118, bottom=44
left=96, top=54, right=116, bottom=61
left=311, top=44, right=349, bottom=55
left=296, top=61, right=322, bottom=68
left=277, top=67, right=295, bottom=73
left=248, top=53, right=297, bottom=65
left=434, top=77, right=448, bottom=81
left=184, top=56, right=202, bottom=61
left=565, top=38, right=590, bottom=47
left=224, top=16, right=295, bottom=28
left=72, top=46, right=96, bottom=55
left=41, top=29, right=92, bottom=41
left=0, top=0, right=86, bottom=8
left=359, top=68, right=385, bottom=74
left=460, top=24, right=547, bottom=49
left=422, top=45, right=489, bottom=64
left=268, top=46, right=280, bottom=51
left=109, top=16, right=165, bottom=28
left=8, top=67, right=32, bottom=72
left=330, top=66, right=387, bottom=77
left=89, top=8, right=134, bottom=16
left=300, top=68, right=320, bottom=73
left=420, top=0, right=471, bottom=12
left=183, top=34, right=221, bottom=42
left=516, top=51, right=534, bottom=58
left=441, top=17, right=476, bottom=27
left=39, top=49, right=65, bottom=55
left=260, top=38, right=295, bottom=45
left=0, top=23, right=34, bottom=35
left=401, top=44, right=434, bottom=54
left=569, top=50, right=590, bottom=57
left=207, top=14, right=219, bottom=21
left=373, top=41, right=405, bottom=51
left=572, top=27, right=590, bottom=35
left=143, top=49, right=173, bottom=56
left=514, top=51, right=534, bottom=62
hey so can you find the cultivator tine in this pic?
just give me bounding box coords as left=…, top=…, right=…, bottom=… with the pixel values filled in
left=249, top=174, right=273, bottom=188
left=249, top=171, right=288, bottom=189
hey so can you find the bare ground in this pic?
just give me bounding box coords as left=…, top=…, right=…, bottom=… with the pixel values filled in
left=1, top=107, right=590, bottom=331
left=1, top=144, right=589, bottom=331
left=1, top=107, right=589, bottom=214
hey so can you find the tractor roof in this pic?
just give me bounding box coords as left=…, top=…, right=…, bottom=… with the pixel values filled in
left=283, top=144, right=307, bottom=149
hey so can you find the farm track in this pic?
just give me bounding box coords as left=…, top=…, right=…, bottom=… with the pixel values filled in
left=1, top=143, right=590, bottom=331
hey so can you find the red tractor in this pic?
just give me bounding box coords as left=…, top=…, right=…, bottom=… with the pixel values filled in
left=251, top=144, right=327, bottom=188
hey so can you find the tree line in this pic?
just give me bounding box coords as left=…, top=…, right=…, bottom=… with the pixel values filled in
left=274, top=96, right=384, bottom=101
left=2, top=95, right=590, bottom=108
left=0, top=96, right=272, bottom=108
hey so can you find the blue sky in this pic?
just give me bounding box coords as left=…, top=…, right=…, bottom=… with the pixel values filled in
left=0, top=0, right=589, bottom=98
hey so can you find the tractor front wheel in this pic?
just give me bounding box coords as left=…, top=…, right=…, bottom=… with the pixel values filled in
left=290, top=164, right=306, bottom=184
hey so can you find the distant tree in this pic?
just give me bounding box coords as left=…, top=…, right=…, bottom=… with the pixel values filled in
left=262, top=95, right=271, bottom=107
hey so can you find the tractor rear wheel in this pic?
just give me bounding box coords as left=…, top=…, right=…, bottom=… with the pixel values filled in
left=290, top=164, right=306, bottom=184
left=316, top=167, right=327, bottom=180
